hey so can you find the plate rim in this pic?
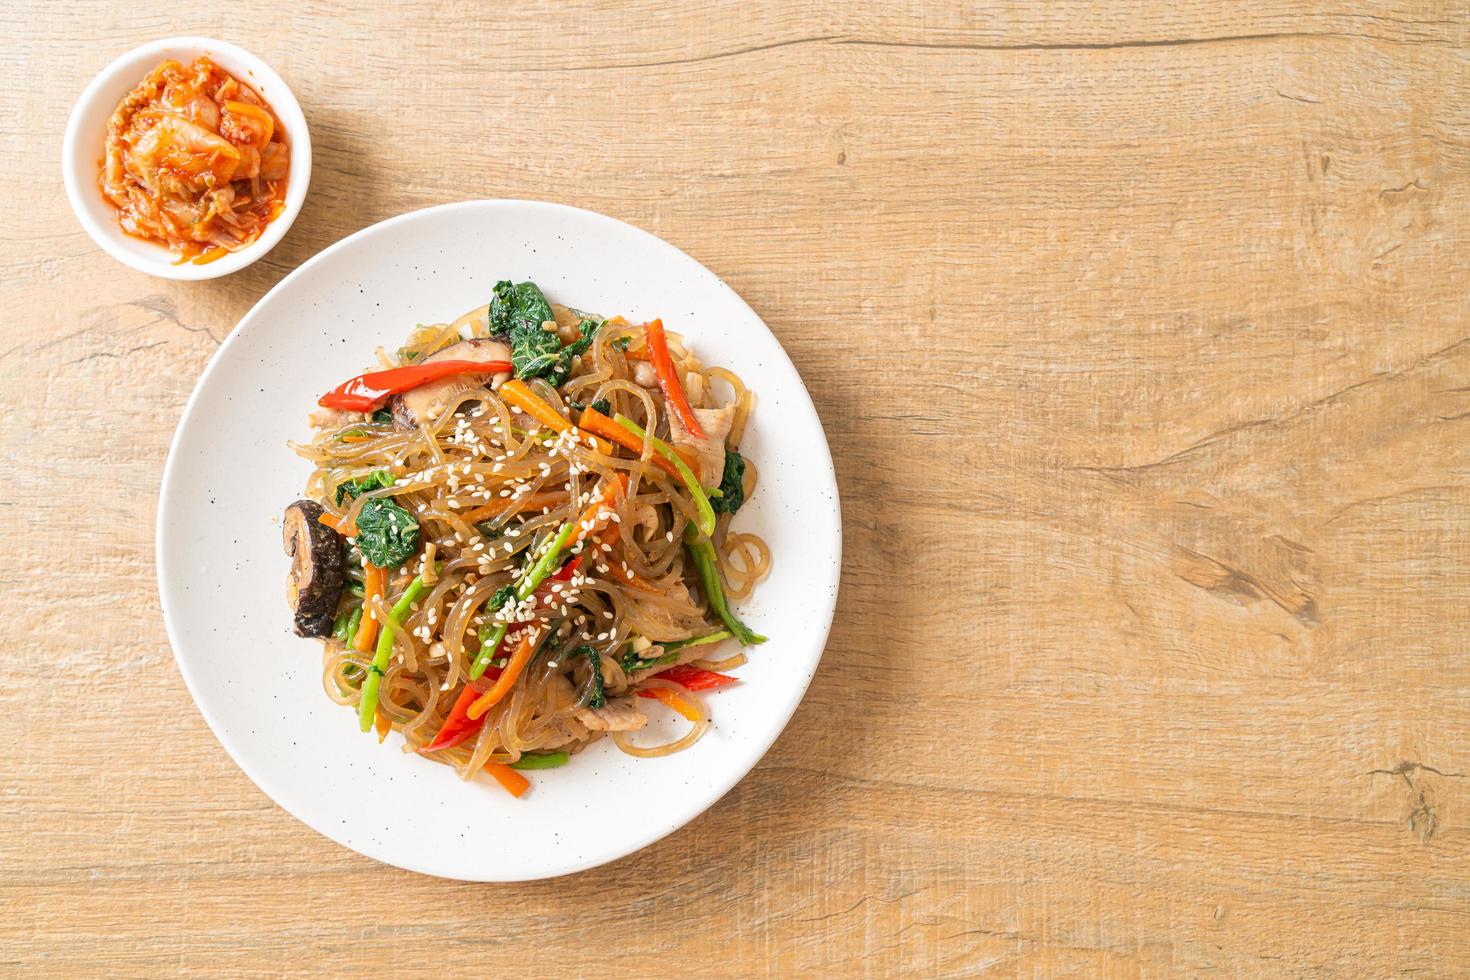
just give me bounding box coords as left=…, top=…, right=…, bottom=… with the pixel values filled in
left=155, top=198, right=842, bottom=881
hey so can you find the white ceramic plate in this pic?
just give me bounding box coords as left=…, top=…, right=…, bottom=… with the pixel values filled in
left=157, top=200, right=841, bottom=881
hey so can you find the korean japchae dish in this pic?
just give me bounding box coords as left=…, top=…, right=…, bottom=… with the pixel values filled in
left=283, top=280, right=769, bottom=797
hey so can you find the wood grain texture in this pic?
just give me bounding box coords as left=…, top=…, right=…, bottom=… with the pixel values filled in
left=3, top=1, right=1469, bottom=975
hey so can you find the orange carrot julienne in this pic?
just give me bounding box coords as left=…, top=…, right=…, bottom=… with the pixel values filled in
left=500, top=379, right=615, bottom=456
left=570, top=472, right=630, bottom=547
left=466, top=631, right=540, bottom=720
left=578, top=407, right=682, bottom=478
left=644, top=319, right=704, bottom=439
left=637, top=687, right=701, bottom=722
left=318, top=511, right=358, bottom=536
left=458, top=491, right=568, bottom=525
left=484, top=762, right=530, bottom=797
left=354, top=563, right=385, bottom=653
left=374, top=708, right=391, bottom=744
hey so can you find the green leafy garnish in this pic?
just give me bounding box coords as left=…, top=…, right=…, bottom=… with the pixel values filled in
left=371, top=409, right=394, bottom=425
left=663, top=630, right=733, bottom=653
left=685, top=525, right=766, bottom=646
left=509, top=752, right=570, bottom=770
left=574, top=645, right=605, bottom=708
left=489, top=584, right=517, bottom=612
left=490, top=279, right=555, bottom=337
left=491, top=280, right=603, bottom=387
left=335, top=469, right=394, bottom=505
left=619, top=631, right=732, bottom=673
left=569, top=396, right=611, bottom=416
left=332, top=608, right=353, bottom=641
left=354, top=497, right=420, bottom=568
left=711, top=451, right=747, bottom=515
left=342, top=607, right=363, bottom=647
left=613, top=336, right=632, bottom=352
left=620, top=648, right=679, bottom=673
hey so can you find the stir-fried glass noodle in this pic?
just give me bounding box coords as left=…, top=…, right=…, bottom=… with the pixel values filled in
left=282, top=280, right=770, bottom=797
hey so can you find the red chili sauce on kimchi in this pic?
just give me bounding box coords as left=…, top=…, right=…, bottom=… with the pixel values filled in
left=99, top=57, right=289, bottom=264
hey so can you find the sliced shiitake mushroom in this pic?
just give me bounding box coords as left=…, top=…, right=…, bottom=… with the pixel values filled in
left=390, top=338, right=513, bottom=429
left=283, top=499, right=345, bottom=637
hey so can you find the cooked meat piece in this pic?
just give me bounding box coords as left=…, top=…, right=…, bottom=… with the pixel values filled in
left=667, top=405, right=736, bottom=488
left=574, top=698, right=648, bottom=732
left=308, top=406, right=363, bottom=430
left=390, top=339, right=512, bottom=429
left=282, top=500, right=345, bottom=637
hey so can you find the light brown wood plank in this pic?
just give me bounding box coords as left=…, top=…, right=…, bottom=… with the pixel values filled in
left=3, top=0, right=1467, bottom=975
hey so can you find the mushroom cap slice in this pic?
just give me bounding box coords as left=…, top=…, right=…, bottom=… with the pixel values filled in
left=390, top=339, right=513, bottom=429
left=283, top=499, right=346, bottom=637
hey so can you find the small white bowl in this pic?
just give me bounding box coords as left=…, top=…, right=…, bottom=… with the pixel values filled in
left=62, top=37, right=311, bottom=281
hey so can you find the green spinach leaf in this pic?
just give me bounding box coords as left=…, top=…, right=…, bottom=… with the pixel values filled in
left=354, top=497, right=419, bottom=568
left=490, top=280, right=554, bottom=337
left=574, top=645, right=605, bottom=708
left=619, top=647, right=679, bottom=674
left=489, top=584, right=517, bottom=612
left=490, top=280, right=603, bottom=388
left=710, top=451, right=747, bottom=515
left=335, top=469, right=395, bottom=505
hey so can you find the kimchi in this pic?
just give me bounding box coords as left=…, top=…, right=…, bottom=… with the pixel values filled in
left=99, top=56, right=289, bottom=263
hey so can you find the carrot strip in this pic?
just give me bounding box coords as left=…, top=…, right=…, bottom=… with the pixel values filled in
left=483, top=762, right=530, bottom=797
left=570, top=472, right=630, bottom=547
left=353, top=563, right=385, bottom=653
left=638, top=687, right=701, bottom=721
left=318, top=511, right=359, bottom=536
left=459, top=491, right=568, bottom=525
left=500, top=379, right=614, bottom=456
left=578, top=407, right=682, bottom=478
left=644, top=319, right=703, bottom=439
left=466, top=631, right=540, bottom=720
left=374, top=708, right=391, bottom=744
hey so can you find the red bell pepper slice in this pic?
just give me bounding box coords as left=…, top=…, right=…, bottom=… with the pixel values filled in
left=318, top=359, right=512, bottom=412
left=643, top=319, right=704, bottom=439
left=424, top=682, right=487, bottom=752
left=424, top=668, right=503, bottom=753
left=423, top=555, right=584, bottom=752
left=659, top=664, right=737, bottom=692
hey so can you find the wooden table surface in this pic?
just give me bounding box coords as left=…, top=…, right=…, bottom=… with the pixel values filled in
left=5, top=2, right=1469, bottom=975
